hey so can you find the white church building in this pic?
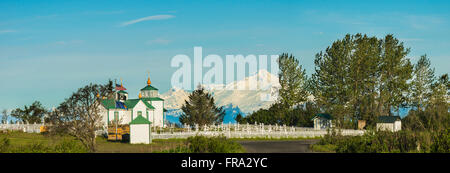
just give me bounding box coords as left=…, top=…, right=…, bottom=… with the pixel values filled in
left=99, top=77, right=166, bottom=128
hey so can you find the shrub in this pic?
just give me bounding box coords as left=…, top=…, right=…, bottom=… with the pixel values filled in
left=53, top=139, right=87, bottom=153
left=10, top=142, right=53, bottom=153
left=430, top=128, right=450, bottom=153
left=311, top=144, right=336, bottom=153
left=316, top=129, right=450, bottom=153
left=186, top=135, right=245, bottom=153
left=333, top=130, right=421, bottom=153
left=0, top=136, right=87, bottom=153
left=317, top=129, right=450, bottom=153
left=0, top=137, right=10, bottom=152
left=318, top=128, right=347, bottom=145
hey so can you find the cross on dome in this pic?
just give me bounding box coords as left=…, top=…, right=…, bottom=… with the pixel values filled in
left=146, top=70, right=152, bottom=86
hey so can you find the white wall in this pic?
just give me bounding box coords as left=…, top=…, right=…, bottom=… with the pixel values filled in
left=394, top=121, right=401, bottom=132
left=99, top=106, right=129, bottom=127
left=130, top=124, right=150, bottom=144
left=377, top=123, right=394, bottom=132
left=131, top=101, right=148, bottom=122
left=313, top=118, right=332, bottom=130
left=99, top=106, right=108, bottom=128
left=100, top=100, right=164, bottom=127
left=108, top=109, right=130, bottom=125
left=377, top=121, right=402, bottom=132
left=148, top=100, right=164, bottom=127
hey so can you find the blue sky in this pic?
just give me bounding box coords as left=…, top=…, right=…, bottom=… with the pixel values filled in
left=0, top=0, right=449, bottom=111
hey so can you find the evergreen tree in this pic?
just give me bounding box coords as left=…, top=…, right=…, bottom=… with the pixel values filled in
left=411, top=55, right=435, bottom=111
left=426, top=74, right=449, bottom=130
left=348, top=34, right=381, bottom=124
left=235, top=113, right=245, bottom=124
left=312, top=34, right=413, bottom=128
left=312, top=34, right=353, bottom=128
left=378, top=35, right=413, bottom=116
left=180, top=85, right=225, bottom=126
left=404, top=74, right=449, bottom=131
left=277, top=53, right=308, bottom=108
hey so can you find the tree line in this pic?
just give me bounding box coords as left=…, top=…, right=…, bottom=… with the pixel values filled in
left=1, top=101, right=47, bottom=124
left=1, top=81, right=115, bottom=152
left=238, top=33, right=449, bottom=130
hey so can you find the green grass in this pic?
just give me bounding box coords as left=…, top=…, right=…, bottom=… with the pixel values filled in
left=3, top=131, right=52, bottom=145
left=311, top=144, right=336, bottom=153
left=159, top=135, right=246, bottom=153
left=0, top=131, right=88, bottom=153
left=230, top=136, right=321, bottom=141
left=1, top=131, right=321, bottom=153
left=96, top=137, right=186, bottom=153
left=0, top=131, right=186, bottom=153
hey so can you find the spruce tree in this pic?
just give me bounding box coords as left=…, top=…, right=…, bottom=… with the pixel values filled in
left=312, top=34, right=353, bottom=128
left=277, top=53, right=308, bottom=108
left=378, top=35, right=413, bottom=116
left=235, top=113, right=244, bottom=124
left=312, top=34, right=413, bottom=128
left=180, top=85, right=225, bottom=126
left=348, top=34, right=381, bottom=124
left=426, top=74, right=450, bottom=130
left=411, top=55, right=435, bottom=111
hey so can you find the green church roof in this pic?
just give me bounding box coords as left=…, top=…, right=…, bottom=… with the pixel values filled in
left=101, top=99, right=155, bottom=110
left=141, top=85, right=158, bottom=91
left=100, top=99, right=116, bottom=109
left=378, top=116, right=401, bottom=123
left=129, top=115, right=152, bottom=125
left=125, top=99, right=155, bottom=109
left=124, top=99, right=140, bottom=109
left=142, top=100, right=155, bottom=109
left=141, top=97, right=164, bottom=101
left=313, top=113, right=333, bottom=120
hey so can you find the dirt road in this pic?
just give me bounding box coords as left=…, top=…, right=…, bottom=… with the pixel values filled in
left=237, top=139, right=320, bottom=153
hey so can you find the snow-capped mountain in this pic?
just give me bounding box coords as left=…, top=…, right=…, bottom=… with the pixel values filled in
left=161, top=86, right=190, bottom=109
left=160, top=69, right=280, bottom=114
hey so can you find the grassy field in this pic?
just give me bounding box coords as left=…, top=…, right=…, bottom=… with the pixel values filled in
left=310, top=144, right=336, bottom=153
left=96, top=138, right=187, bottom=153
left=0, top=131, right=324, bottom=153
left=230, top=136, right=321, bottom=141
left=0, top=131, right=187, bottom=153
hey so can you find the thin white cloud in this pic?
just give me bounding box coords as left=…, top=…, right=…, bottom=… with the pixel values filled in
left=120, top=15, right=175, bottom=27
left=0, top=30, right=17, bottom=34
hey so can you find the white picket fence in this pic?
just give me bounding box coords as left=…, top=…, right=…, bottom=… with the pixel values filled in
left=151, top=130, right=365, bottom=139
left=0, top=122, right=366, bottom=140
left=151, top=123, right=365, bottom=139
left=0, top=123, right=43, bottom=133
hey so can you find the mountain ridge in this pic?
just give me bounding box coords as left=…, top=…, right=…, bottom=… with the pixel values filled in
left=160, top=69, right=280, bottom=114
